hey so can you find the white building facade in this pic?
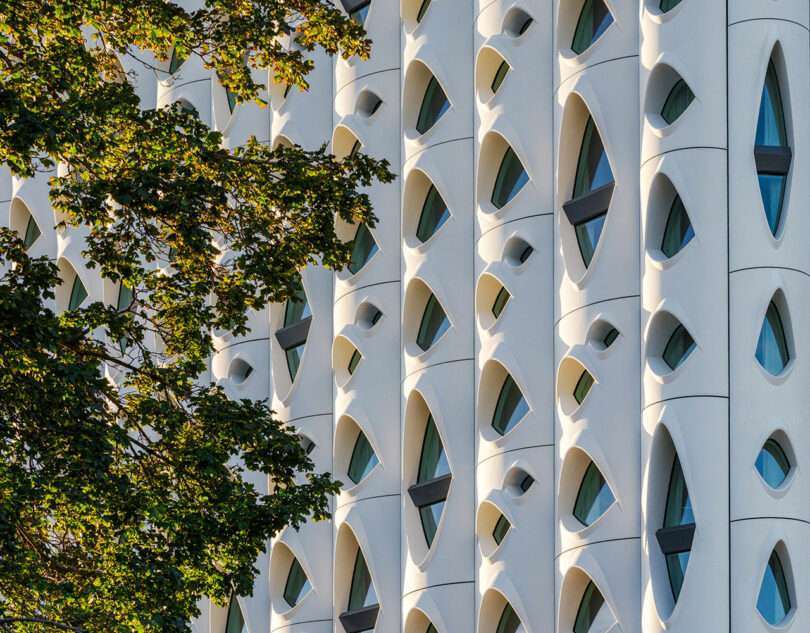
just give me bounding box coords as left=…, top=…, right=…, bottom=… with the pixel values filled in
left=3, top=1, right=810, bottom=632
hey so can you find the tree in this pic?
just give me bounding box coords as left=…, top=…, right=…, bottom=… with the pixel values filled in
left=0, top=1, right=393, bottom=631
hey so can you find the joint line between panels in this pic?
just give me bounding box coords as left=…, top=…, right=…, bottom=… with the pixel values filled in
left=554, top=536, right=641, bottom=560
left=728, top=17, right=810, bottom=32
left=271, top=618, right=332, bottom=632
left=476, top=443, right=555, bottom=467
left=555, top=55, right=640, bottom=92
left=639, top=146, right=727, bottom=170
left=214, top=336, right=270, bottom=352
left=282, top=412, right=333, bottom=424
left=555, top=294, right=640, bottom=327
left=729, top=265, right=810, bottom=279
left=477, top=211, right=554, bottom=241
left=403, top=136, right=474, bottom=164
left=334, top=67, right=401, bottom=99
left=401, top=580, right=475, bottom=599
left=730, top=517, right=810, bottom=526
left=642, top=394, right=728, bottom=411
left=334, top=279, right=400, bottom=303
left=335, top=492, right=400, bottom=510
left=402, top=357, right=474, bottom=382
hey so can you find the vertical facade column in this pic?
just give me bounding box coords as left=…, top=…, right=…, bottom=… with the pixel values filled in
left=331, top=2, right=402, bottom=632
left=267, top=40, right=336, bottom=633
left=400, top=1, right=475, bottom=633
left=639, top=1, right=729, bottom=632
left=727, top=2, right=810, bottom=632
left=474, top=1, right=555, bottom=632
left=553, top=1, right=640, bottom=631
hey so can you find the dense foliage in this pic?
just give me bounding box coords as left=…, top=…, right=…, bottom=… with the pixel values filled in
left=0, top=1, right=392, bottom=631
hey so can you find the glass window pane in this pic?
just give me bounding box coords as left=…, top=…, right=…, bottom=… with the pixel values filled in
left=68, top=274, right=88, bottom=311
left=491, top=61, right=510, bottom=94
left=571, top=0, right=614, bottom=54
left=518, top=16, right=533, bottom=34
left=348, top=224, right=378, bottom=275
left=666, top=551, right=690, bottom=602
left=117, top=284, right=134, bottom=352
left=283, top=558, right=311, bottom=608
left=491, top=374, right=529, bottom=436
left=168, top=48, right=185, bottom=74
left=574, top=581, right=605, bottom=633
left=757, top=550, right=791, bottom=625
left=573, top=462, right=614, bottom=526
left=348, top=431, right=378, bottom=484
left=23, top=214, right=41, bottom=249
left=426, top=624, right=437, bottom=633
left=756, top=61, right=787, bottom=148
left=573, top=369, right=594, bottom=405
left=602, top=327, right=619, bottom=348
left=662, top=324, right=695, bottom=370
left=349, top=139, right=362, bottom=158
left=519, top=474, right=535, bottom=492
left=491, top=147, right=529, bottom=209
left=416, top=76, right=450, bottom=135
left=756, top=301, right=790, bottom=375
left=664, top=456, right=694, bottom=528
left=495, top=603, right=521, bottom=633
left=418, top=415, right=450, bottom=483
left=226, top=86, right=237, bottom=113
left=416, top=185, right=450, bottom=243
left=284, top=283, right=311, bottom=326
left=518, top=244, right=534, bottom=263
left=758, top=173, right=786, bottom=236
left=348, top=548, right=377, bottom=611
left=225, top=594, right=247, bottom=633
left=419, top=500, right=444, bottom=546
left=416, top=294, right=450, bottom=351
left=286, top=344, right=304, bottom=381
left=416, top=0, right=432, bottom=22
left=575, top=213, right=606, bottom=268
left=756, top=439, right=791, bottom=488
left=491, top=286, right=511, bottom=319
left=659, top=0, right=682, bottom=11
left=348, top=348, right=362, bottom=375
left=660, top=79, right=694, bottom=125
left=661, top=195, right=694, bottom=258
left=573, top=117, right=613, bottom=198
left=492, top=514, right=511, bottom=545
left=350, top=4, right=370, bottom=25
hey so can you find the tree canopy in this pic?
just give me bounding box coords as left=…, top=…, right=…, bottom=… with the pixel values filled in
left=0, top=1, right=392, bottom=631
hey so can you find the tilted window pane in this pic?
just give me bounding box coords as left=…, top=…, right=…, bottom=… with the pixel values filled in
left=23, top=214, right=41, bottom=249
left=571, top=0, right=613, bottom=55
left=491, top=286, right=510, bottom=319
left=756, top=301, right=789, bottom=375
left=602, top=327, right=619, bottom=348
left=348, top=348, right=362, bottom=375
left=286, top=344, right=304, bottom=381
left=517, top=16, right=533, bottom=34
left=518, top=244, right=534, bottom=263
left=757, top=550, right=791, bottom=625
left=659, top=0, right=682, bottom=11
left=491, top=147, right=529, bottom=209
left=347, top=431, right=378, bottom=484
left=574, top=581, right=605, bottom=633
left=495, top=603, right=521, bottom=633
left=662, top=324, right=695, bottom=370
left=284, top=285, right=311, bottom=326
left=348, top=549, right=378, bottom=611
left=117, top=284, right=134, bottom=352
left=661, top=195, right=694, bottom=258
left=226, top=87, right=237, bottom=113
left=416, top=294, right=450, bottom=351
left=348, top=224, right=378, bottom=275
left=664, top=457, right=693, bottom=528
left=491, top=61, right=510, bottom=94
left=519, top=474, right=535, bottom=492
left=756, top=439, right=791, bottom=488
left=426, top=625, right=437, bottom=633
left=418, top=415, right=450, bottom=483
left=491, top=374, right=529, bottom=436
left=350, top=3, right=370, bottom=25
left=416, top=0, right=432, bottom=22
left=667, top=551, right=690, bottom=602
left=573, top=462, right=614, bottom=526
left=660, top=79, right=694, bottom=125
left=416, top=185, right=449, bottom=243
left=283, top=558, right=311, bottom=608
left=573, top=117, right=613, bottom=198
left=225, top=594, right=247, bottom=633
left=68, top=275, right=88, bottom=311
left=575, top=213, right=606, bottom=268
left=168, top=48, right=186, bottom=74
left=573, top=369, right=594, bottom=405
left=759, top=173, right=787, bottom=236
left=492, top=514, right=511, bottom=545
left=756, top=61, right=788, bottom=147
left=419, top=500, right=444, bottom=546
left=416, top=76, right=450, bottom=134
